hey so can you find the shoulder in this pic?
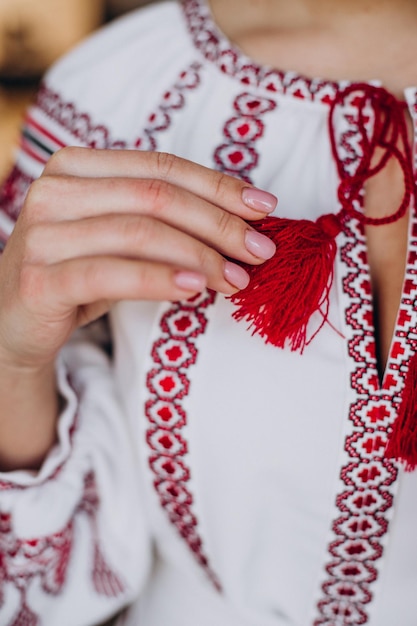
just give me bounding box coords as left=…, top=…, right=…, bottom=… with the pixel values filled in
left=36, top=1, right=197, bottom=140
left=47, top=0, right=186, bottom=81
left=46, top=1, right=189, bottom=84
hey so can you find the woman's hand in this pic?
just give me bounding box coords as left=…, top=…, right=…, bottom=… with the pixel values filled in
left=0, top=148, right=277, bottom=371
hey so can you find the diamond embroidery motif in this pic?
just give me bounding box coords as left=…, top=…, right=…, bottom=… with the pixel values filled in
left=312, top=86, right=417, bottom=624
left=145, top=291, right=219, bottom=588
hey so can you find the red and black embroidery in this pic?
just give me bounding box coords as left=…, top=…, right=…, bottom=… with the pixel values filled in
left=145, top=292, right=220, bottom=587
left=0, top=472, right=124, bottom=625
left=142, top=48, right=278, bottom=587
left=182, top=0, right=337, bottom=104
left=0, top=61, right=202, bottom=250
left=412, top=89, right=417, bottom=172
left=313, top=95, right=416, bottom=625
left=124, top=61, right=225, bottom=585
left=135, top=64, right=202, bottom=152
left=214, top=92, right=276, bottom=182
left=35, top=61, right=202, bottom=154
left=20, top=114, right=67, bottom=165
left=0, top=165, right=34, bottom=227
left=80, top=472, right=125, bottom=598
left=36, top=84, right=125, bottom=150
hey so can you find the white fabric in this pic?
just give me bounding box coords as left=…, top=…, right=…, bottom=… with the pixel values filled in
left=1, top=1, right=417, bottom=625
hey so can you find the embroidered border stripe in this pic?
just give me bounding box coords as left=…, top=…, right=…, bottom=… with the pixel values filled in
left=20, top=115, right=66, bottom=165
left=313, top=90, right=413, bottom=626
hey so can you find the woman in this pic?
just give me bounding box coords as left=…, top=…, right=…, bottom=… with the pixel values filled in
left=0, top=0, right=416, bottom=624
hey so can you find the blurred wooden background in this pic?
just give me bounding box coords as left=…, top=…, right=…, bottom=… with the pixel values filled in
left=0, top=0, right=158, bottom=179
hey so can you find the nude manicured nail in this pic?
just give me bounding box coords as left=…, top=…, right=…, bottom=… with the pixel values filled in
left=245, top=230, right=276, bottom=259
left=224, top=261, right=250, bottom=290
left=242, top=187, right=278, bottom=213
left=174, top=271, right=207, bottom=291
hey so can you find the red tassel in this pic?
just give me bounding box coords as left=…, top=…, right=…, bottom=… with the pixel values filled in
left=229, top=85, right=414, bottom=352
left=229, top=212, right=343, bottom=351
left=385, top=354, right=417, bottom=471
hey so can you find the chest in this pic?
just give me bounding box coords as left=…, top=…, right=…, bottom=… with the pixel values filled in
left=113, top=75, right=417, bottom=624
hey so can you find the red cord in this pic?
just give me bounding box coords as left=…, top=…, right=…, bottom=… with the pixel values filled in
left=328, top=83, right=414, bottom=226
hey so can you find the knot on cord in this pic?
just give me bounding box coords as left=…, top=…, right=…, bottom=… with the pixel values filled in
left=329, top=82, right=414, bottom=226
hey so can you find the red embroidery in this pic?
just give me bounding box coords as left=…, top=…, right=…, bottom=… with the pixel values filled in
left=145, top=293, right=220, bottom=587
left=313, top=96, right=417, bottom=625
left=36, top=85, right=124, bottom=150
left=214, top=93, right=276, bottom=182
left=80, top=472, right=125, bottom=597
left=2, top=60, right=207, bottom=591
left=35, top=61, right=201, bottom=155
left=0, top=166, right=34, bottom=226
left=0, top=61, right=202, bottom=233
left=412, top=91, right=417, bottom=172
left=182, top=0, right=337, bottom=104
left=0, top=472, right=124, bottom=624
left=134, top=64, right=201, bottom=152
left=142, top=52, right=279, bottom=587
left=123, top=60, right=225, bottom=585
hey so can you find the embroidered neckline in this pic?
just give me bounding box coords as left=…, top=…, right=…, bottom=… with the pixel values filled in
left=182, top=0, right=417, bottom=105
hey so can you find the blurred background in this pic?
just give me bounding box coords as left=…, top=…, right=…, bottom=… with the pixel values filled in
left=0, top=0, right=159, bottom=178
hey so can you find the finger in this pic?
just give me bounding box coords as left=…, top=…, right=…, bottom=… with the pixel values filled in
left=43, top=148, right=278, bottom=219
left=23, top=214, right=275, bottom=278
left=23, top=178, right=276, bottom=265
left=22, top=257, right=208, bottom=316
left=23, top=254, right=250, bottom=324
left=25, top=218, right=250, bottom=293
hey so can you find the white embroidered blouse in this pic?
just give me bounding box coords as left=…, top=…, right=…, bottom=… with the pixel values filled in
left=1, top=1, right=417, bottom=625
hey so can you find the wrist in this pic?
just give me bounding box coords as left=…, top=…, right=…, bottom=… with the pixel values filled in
left=0, top=359, right=60, bottom=472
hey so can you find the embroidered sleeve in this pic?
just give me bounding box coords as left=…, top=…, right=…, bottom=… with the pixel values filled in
left=0, top=3, right=193, bottom=616
left=0, top=336, right=152, bottom=624
left=0, top=104, right=151, bottom=626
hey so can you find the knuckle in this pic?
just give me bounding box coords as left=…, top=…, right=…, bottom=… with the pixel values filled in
left=142, top=178, right=175, bottom=215
left=195, top=243, right=217, bottom=272
left=43, top=146, right=80, bottom=174
left=212, top=171, right=232, bottom=200
left=154, top=151, right=177, bottom=180
left=215, top=208, right=235, bottom=239
left=134, top=262, right=160, bottom=297
left=18, top=263, right=43, bottom=305
left=83, top=261, right=103, bottom=293
left=22, top=223, right=44, bottom=263
left=23, top=176, right=58, bottom=221
left=126, top=215, right=156, bottom=249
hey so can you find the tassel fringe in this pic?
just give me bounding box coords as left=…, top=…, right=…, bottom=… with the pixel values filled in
left=385, top=354, right=417, bottom=471
left=229, top=213, right=342, bottom=352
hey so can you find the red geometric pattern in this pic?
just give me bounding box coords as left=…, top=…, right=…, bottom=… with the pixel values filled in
left=214, top=92, right=276, bottom=182
left=0, top=472, right=124, bottom=625
left=412, top=89, right=417, bottom=172
left=182, top=0, right=338, bottom=104
left=313, top=94, right=417, bottom=625
left=36, top=84, right=126, bottom=150
left=35, top=61, right=202, bottom=154
left=145, top=291, right=220, bottom=588
left=134, top=63, right=202, bottom=152
left=1, top=58, right=211, bottom=601
left=0, top=62, right=203, bottom=247
left=123, top=58, right=226, bottom=586
left=0, top=165, right=34, bottom=225
left=142, top=59, right=278, bottom=586
left=140, top=38, right=281, bottom=586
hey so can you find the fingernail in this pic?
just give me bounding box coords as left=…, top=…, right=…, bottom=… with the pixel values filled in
left=174, top=271, right=207, bottom=291
left=245, top=230, right=276, bottom=259
left=242, top=187, right=277, bottom=213
left=223, top=261, right=250, bottom=290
